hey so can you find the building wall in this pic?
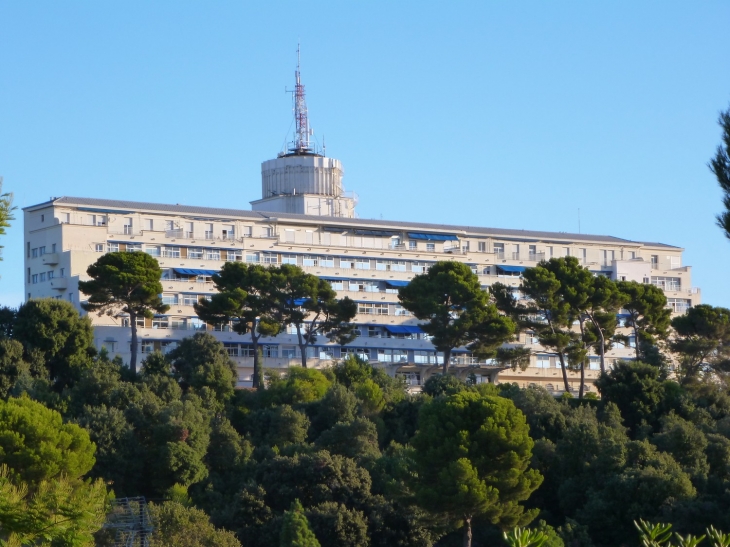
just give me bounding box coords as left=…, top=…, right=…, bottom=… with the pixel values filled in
left=23, top=198, right=700, bottom=391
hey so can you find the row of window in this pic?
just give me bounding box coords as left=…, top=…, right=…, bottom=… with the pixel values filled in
left=29, top=269, right=65, bottom=284
left=28, top=244, right=56, bottom=258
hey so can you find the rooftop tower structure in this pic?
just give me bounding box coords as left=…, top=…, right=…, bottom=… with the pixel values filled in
left=251, top=46, right=357, bottom=217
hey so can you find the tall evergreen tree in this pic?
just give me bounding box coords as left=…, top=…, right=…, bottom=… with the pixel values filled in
left=79, top=252, right=168, bottom=375
left=711, top=104, right=730, bottom=240
left=280, top=499, right=321, bottom=547
left=398, top=261, right=515, bottom=374
left=195, top=262, right=280, bottom=389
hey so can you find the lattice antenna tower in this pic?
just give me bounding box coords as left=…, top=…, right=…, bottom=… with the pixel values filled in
left=289, top=44, right=313, bottom=154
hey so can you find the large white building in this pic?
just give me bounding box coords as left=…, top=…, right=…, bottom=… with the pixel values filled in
left=21, top=54, right=701, bottom=392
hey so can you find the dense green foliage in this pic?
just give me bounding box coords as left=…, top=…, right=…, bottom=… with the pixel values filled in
left=6, top=250, right=730, bottom=546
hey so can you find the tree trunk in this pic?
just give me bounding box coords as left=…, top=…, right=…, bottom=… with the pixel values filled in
left=579, top=361, right=585, bottom=399
left=442, top=348, right=452, bottom=375
left=633, top=323, right=640, bottom=361
left=557, top=353, right=570, bottom=393
left=296, top=324, right=308, bottom=368
left=588, top=313, right=607, bottom=373
left=130, top=310, right=138, bottom=376
left=463, top=516, right=472, bottom=547
left=251, top=330, right=261, bottom=389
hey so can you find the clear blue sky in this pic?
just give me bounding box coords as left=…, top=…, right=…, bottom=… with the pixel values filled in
left=2, top=1, right=729, bottom=307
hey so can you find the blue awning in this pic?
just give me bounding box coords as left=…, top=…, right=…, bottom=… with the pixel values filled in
left=173, top=268, right=219, bottom=276
left=497, top=265, right=527, bottom=273
left=385, top=325, right=424, bottom=334
left=353, top=229, right=396, bottom=237
left=385, top=280, right=410, bottom=287
left=407, top=232, right=459, bottom=241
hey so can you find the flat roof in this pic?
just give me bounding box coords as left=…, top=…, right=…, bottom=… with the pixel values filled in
left=23, top=196, right=682, bottom=250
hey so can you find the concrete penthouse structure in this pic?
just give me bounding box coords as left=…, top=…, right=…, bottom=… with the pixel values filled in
left=21, top=51, right=701, bottom=393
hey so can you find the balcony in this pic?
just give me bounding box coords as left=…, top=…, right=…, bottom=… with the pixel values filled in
left=50, top=277, right=68, bottom=290
left=41, top=253, right=59, bottom=266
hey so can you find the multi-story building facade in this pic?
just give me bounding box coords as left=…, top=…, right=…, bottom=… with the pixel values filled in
left=21, top=56, right=701, bottom=393
left=23, top=194, right=700, bottom=393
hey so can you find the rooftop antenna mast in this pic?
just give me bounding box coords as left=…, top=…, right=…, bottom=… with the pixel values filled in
left=289, top=43, right=312, bottom=154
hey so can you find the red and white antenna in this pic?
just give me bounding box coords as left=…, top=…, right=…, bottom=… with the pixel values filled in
left=290, top=44, right=312, bottom=154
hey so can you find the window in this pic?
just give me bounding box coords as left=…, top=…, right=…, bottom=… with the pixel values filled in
left=152, top=317, right=169, bottom=329
left=651, top=255, right=658, bottom=267
left=478, top=241, right=486, bottom=252
left=409, top=241, right=417, bottom=250
left=107, top=243, right=119, bottom=252
left=39, top=272, right=46, bottom=282
left=41, top=214, right=45, bottom=222
left=163, top=246, right=180, bottom=258
left=528, top=245, right=537, bottom=258
left=262, top=345, right=278, bottom=358
left=145, top=219, right=154, bottom=231
left=61, top=212, right=70, bottom=223
left=242, top=226, right=252, bottom=237
left=39, top=246, right=46, bottom=255
left=285, top=229, right=295, bottom=243
left=60, top=268, right=65, bottom=277
left=126, top=243, right=142, bottom=252
left=32, top=248, right=38, bottom=258
left=546, top=246, right=553, bottom=258
left=355, top=258, right=370, bottom=270
left=188, top=247, right=203, bottom=259
left=47, top=271, right=53, bottom=279
left=205, top=249, right=220, bottom=261
left=224, top=343, right=239, bottom=357
left=412, top=261, right=427, bottom=273
left=183, top=294, right=200, bottom=306
left=281, top=346, right=297, bottom=358
left=302, top=255, right=318, bottom=267
left=227, top=250, right=243, bottom=261
left=628, top=251, right=636, bottom=259
left=140, top=341, right=154, bottom=354
left=245, top=252, right=260, bottom=263
left=222, top=225, right=235, bottom=240
left=339, top=258, right=354, bottom=269
left=329, top=279, right=344, bottom=290
left=263, top=227, right=273, bottom=238
left=589, top=356, right=600, bottom=370
left=146, top=245, right=161, bottom=257
left=493, top=243, right=504, bottom=258
left=320, top=256, right=334, bottom=268
left=414, top=350, right=437, bottom=364
left=205, top=224, right=214, bottom=239
left=358, top=303, right=388, bottom=315
left=342, top=347, right=370, bottom=361
left=394, top=304, right=410, bottom=316
left=51, top=243, right=56, bottom=253
left=185, top=222, right=194, bottom=238
left=162, top=295, right=179, bottom=306
left=123, top=218, right=133, bottom=235
left=282, top=254, right=298, bottom=265
left=32, top=274, right=38, bottom=284
left=426, top=243, right=435, bottom=252
left=95, top=244, right=104, bottom=252
left=536, top=355, right=551, bottom=368
left=564, top=247, right=570, bottom=257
